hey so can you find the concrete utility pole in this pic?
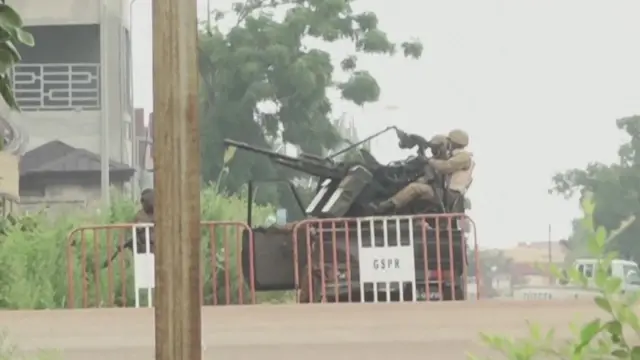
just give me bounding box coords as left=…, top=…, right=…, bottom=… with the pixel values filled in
left=152, top=0, right=202, bottom=358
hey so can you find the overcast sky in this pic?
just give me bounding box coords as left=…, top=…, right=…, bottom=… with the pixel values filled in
left=131, top=0, right=640, bottom=249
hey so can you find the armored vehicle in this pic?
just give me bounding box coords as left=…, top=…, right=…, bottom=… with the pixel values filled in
left=226, top=127, right=474, bottom=303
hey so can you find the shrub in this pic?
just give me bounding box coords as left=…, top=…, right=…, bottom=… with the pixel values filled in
left=0, top=184, right=278, bottom=309
left=468, top=194, right=640, bottom=360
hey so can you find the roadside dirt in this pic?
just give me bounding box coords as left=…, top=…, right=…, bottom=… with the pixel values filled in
left=3, top=300, right=604, bottom=360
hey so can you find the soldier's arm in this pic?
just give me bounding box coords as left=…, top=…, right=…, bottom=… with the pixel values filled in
left=429, top=152, right=471, bottom=175
left=133, top=210, right=147, bottom=223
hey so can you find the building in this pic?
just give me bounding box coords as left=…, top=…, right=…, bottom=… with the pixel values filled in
left=503, top=241, right=568, bottom=286
left=4, top=0, right=136, bottom=210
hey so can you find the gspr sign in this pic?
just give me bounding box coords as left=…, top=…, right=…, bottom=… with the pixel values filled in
left=359, top=247, right=416, bottom=283
left=373, top=258, right=400, bottom=270
left=357, top=217, right=417, bottom=284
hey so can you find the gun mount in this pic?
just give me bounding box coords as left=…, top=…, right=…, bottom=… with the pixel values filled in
left=223, top=138, right=443, bottom=219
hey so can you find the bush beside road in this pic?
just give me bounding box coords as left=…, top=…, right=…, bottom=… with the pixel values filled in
left=0, top=185, right=292, bottom=309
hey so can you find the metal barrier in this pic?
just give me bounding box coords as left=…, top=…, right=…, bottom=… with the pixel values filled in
left=66, top=221, right=254, bottom=308
left=291, top=213, right=479, bottom=303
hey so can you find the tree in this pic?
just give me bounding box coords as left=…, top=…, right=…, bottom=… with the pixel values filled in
left=197, top=0, right=423, bottom=201
left=468, top=249, right=516, bottom=297
left=551, top=116, right=640, bottom=261
left=0, top=2, right=34, bottom=113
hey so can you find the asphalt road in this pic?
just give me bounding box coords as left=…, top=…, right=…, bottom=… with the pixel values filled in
left=4, top=300, right=606, bottom=360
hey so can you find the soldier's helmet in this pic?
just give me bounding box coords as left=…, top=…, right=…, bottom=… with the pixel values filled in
left=141, top=188, right=154, bottom=206
left=448, top=129, right=469, bottom=147
left=429, top=134, right=448, bottom=146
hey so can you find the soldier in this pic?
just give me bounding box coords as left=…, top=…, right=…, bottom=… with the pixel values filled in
left=133, top=188, right=154, bottom=254
left=428, top=134, right=449, bottom=159
left=134, top=188, right=154, bottom=223
left=102, top=189, right=155, bottom=268
left=373, top=129, right=474, bottom=213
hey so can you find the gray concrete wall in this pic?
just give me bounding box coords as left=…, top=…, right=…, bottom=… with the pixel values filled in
left=13, top=111, right=132, bottom=165
left=20, top=178, right=126, bottom=213
left=7, top=0, right=134, bottom=166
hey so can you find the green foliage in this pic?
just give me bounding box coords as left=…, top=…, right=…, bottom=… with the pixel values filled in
left=0, top=185, right=279, bottom=309
left=468, top=195, right=640, bottom=360
left=0, top=3, right=33, bottom=110
left=198, top=0, right=422, bottom=205
left=551, top=116, right=640, bottom=261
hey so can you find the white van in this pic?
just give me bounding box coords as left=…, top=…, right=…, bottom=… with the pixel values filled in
left=512, top=258, right=640, bottom=301
left=571, top=258, right=640, bottom=292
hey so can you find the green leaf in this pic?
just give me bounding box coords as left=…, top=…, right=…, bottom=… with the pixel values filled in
left=527, top=321, right=542, bottom=340
left=623, top=308, right=640, bottom=333
left=0, top=47, right=15, bottom=73
left=575, top=319, right=602, bottom=354
left=478, top=332, right=495, bottom=347
left=613, top=349, right=629, bottom=358
left=604, top=277, right=623, bottom=294
left=594, top=295, right=612, bottom=314
left=587, top=237, right=601, bottom=256
left=0, top=4, right=23, bottom=30
left=594, top=265, right=608, bottom=288
left=549, top=263, right=563, bottom=279
left=568, top=267, right=588, bottom=287
left=0, top=28, right=11, bottom=42
left=630, top=346, right=640, bottom=360
left=545, top=327, right=556, bottom=342
left=1, top=40, right=21, bottom=61
left=0, top=74, right=18, bottom=110
left=222, top=145, right=236, bottom=165
left=15, top=28, right=34, bottom=46
left=605, top=320, right=624, bottom=344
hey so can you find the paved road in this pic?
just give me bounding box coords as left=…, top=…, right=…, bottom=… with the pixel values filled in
left=4, top=300, right=605, bottom=359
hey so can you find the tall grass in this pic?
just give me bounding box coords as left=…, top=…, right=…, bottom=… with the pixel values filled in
left=0, top=185, right=276, bottom=309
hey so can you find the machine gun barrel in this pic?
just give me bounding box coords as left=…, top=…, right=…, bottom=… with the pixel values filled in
left=223, top=139, right=343, bottom=179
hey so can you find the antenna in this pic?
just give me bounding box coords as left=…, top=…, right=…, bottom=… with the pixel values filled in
left=207, top=0, right=211, bottom=31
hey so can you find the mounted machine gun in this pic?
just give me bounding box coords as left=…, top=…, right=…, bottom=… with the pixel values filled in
left=225, top=127, right=471, bottom=303
left=223, top=126, right=455, bottom=219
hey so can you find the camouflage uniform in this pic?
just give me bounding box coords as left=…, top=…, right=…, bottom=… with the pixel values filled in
left=102, top=189, right=155, bottom=269
left=133, top=188, right=154, bottom=254
left=378, top=129, right=475, bottom=211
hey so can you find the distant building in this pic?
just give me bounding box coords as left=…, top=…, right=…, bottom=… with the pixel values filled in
left=503, top=241, right=568, bottom=286
left=4, top=0, right=135, bottom=210
left=20, top=141, right=133, bottom=212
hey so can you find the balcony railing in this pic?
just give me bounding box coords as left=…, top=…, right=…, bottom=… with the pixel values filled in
left=12, top=63, right=100, bottom=111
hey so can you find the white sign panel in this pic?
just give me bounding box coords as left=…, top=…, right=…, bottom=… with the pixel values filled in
left=358, top=246, right=416, bottom=283
left=133, top=253, right=155, bottom=289
left=356, top=217, right=417, bottom=284
left=132, top=223, right=155, bottom=308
